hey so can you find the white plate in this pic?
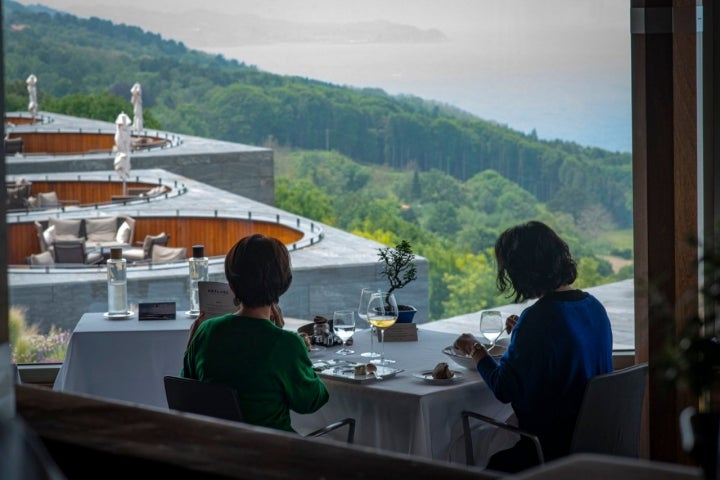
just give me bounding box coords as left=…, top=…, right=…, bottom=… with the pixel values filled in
left=314, top=361, right=403, bottom=383
left=413, top=370, right=464, bottom=384
left=442, top=340, right=508, bottom=369
left=184, top=310, right=199, bottom=319
left=103, top=311, right=134, bottom=320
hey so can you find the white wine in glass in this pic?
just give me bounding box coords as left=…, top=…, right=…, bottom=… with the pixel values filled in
left=333, top=310, right=356, bottom=355
left=367, top=291, right=398, bottom=366
left=359, top=287, right=381, bottom=358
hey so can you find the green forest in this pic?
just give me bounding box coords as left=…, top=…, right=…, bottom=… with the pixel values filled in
left=3, top=1, right=634, bottom=320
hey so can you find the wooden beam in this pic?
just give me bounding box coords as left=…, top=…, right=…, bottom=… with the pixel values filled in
left=631, top=0, right=699, bottom=464
left=16, top=385, right=498, bottom=480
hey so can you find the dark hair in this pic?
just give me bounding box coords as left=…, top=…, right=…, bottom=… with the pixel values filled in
left=494, top=221, right=577, bottom=302
left=224, top=234, right=292, bottom=308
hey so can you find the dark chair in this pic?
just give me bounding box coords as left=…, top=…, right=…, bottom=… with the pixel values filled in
left=52, top=240, right=103, bottom=265
left=461, top=363, right=649, bottom=466
left=163, top=375, right=356, bottom=443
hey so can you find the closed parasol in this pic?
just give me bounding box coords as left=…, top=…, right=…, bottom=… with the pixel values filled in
left=114, top=112, right=132, bottom=195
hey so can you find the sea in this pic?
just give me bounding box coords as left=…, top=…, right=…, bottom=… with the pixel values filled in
left=17, top=0, right=632, bottom=153
left=201, top=32, right=632, bottom=153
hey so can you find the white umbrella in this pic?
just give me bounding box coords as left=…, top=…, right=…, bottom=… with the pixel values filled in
left=114, top=112, right=132, bottom=195
left=131, top=83, right=143, bottom=133
left=26, top=74, right=38, bottom=119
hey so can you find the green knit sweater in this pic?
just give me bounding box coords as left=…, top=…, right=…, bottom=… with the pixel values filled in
left=182, top=314, right=329, bottom=432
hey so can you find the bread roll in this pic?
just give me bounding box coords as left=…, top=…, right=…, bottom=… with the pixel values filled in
left=431, top=362, right=454, bottom=379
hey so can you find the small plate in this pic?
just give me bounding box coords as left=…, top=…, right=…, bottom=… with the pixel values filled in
left=103, top=311, right=134, bottom=320
left=413, top=370, right=464, bottom=384
left=184, top=310, right=199, bottom=319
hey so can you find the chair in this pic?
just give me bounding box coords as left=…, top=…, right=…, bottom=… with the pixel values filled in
left=163, top=375, right=356, bottom=443
left=461, top=363, right=649, bottom=466
left=52, top=240, right=103, bottom=265
left=124, top=232, right=169, bottom=262
left=151, top=245, right=187, bottom=264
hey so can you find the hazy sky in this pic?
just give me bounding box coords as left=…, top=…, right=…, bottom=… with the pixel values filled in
left=12, top=0, right=631, bottom=150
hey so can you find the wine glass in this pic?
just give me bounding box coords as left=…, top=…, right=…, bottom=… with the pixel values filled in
left=479, top=310, right=505, bottom=347
left=367, top=291, right=398, bottom=367
left=358, top=287, right=381, bottom=358
left=333, top=310, right=356, bottom=355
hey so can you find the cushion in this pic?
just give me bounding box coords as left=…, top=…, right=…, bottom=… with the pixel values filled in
left=49, top=218, right=82, bottom=239
left=142, top=232, right=168, bottom=258
left=85, top=216, right=118, bottom=243
left=115, top=221, right=132, bottom=244
left=42, top=225, right=56, bottom=248
left=152, top=245, right=186, bottom=264
left=36, top=191, right=59, bottom=207
left=142, top=186, right=166, bottom=197
left=29, top=251, right=54, bottom=266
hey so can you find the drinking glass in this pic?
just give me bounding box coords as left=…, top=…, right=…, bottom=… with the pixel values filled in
left=358, top=288, right=381, bottom=358
left=479, top=310, right=506, bottom=347
left=333, top=310, right=356, bottom=355
left=367, top=291, right=398, bottom=366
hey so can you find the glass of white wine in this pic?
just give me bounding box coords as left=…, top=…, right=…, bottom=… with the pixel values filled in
left=367, top=291, right=398, bottom=366
left=358, top=287, right=381, bottom=358
left=333, top=310, right=356, bottom=355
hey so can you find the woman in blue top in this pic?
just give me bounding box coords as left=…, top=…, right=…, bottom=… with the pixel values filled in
left=454, top=221, right=613, bottom=472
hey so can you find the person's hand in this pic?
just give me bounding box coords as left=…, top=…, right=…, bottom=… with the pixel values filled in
left=505, top=314, right=519, bottom=334
left=270, top=303, right=285, bottom=328
left=453, top=333, right=480, bottom=356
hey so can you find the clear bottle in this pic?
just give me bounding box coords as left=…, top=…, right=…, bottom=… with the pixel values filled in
left=107, top=247, right=128, bottom=315
left=188, top=244, right=209, bottom=316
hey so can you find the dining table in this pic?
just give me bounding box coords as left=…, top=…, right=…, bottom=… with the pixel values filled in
left=53, top=312, right=516, bottom=465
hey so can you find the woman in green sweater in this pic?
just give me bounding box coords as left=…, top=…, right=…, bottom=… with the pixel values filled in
left=182, top=234, right=329, bottom=432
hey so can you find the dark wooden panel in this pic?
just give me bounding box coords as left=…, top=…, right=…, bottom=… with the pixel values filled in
left=16, top=385, right=496, bottom=480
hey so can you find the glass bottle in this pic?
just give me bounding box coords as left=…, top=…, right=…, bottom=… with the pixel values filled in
left=188, top=244, right=209, bottom=316
left=107, top=247, right=128, bottom=315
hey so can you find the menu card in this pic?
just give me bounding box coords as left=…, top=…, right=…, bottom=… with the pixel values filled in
left=198, top=281, right=235, bottom=317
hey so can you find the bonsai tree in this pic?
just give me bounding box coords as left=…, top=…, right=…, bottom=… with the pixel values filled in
left=378, top=240, right=418, bottom=300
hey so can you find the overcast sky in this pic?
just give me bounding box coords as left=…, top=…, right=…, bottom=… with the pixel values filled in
left=12, top=0, right=631, bottom=150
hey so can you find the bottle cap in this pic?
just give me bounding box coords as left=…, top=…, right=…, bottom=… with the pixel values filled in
left=192, top=245, right=205, bottom=258
left=110, top=247, right=123, bottom=260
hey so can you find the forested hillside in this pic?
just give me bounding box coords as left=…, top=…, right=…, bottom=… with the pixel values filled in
left=3, top=1, right=634, bottom=319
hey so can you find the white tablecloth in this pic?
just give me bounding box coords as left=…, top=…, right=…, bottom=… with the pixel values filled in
left=54, top=314, right=515, bottom=464
left=53, top=312, right=195, bottom=408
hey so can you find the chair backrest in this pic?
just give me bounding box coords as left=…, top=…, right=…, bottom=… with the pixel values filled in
left=52, top=240, right=86, bottom=264
left=152, top=245, right=186, bottom=264
left=164, top=375, right=244, bottom=422
left=570, top=363, right=648, bottom=457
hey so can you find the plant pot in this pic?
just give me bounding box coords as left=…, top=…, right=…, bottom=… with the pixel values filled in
left=680, top=407, right=720, bottom=480
left=396, top=305, right=417, bottom=323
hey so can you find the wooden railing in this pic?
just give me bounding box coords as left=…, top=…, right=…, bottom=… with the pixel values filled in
left=15, top=180, right=163, bottom=205
left=8, top=216, right=305, bottom=265
left=6, top=131, right=169, bottom=155
left=16, top=385, right=496, bottom=480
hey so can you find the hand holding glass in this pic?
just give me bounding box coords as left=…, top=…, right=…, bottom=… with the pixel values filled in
left=359, top=288, right=381, bottom=358
left=367, top=292, right=398, bottom=366
left=333, top=310, right=356, bottom=355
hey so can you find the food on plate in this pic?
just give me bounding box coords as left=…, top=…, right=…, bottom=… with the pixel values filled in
left=431, top=362, right=454, bottom=380
left=299, top=332, right=312, bottom=351
left=354, top=363, right=378, bottom=376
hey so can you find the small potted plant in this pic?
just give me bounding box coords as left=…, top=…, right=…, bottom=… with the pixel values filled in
left=377, top=240, right=418, bottom=323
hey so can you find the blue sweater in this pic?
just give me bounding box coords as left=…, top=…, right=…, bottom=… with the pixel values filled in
left=477, top=290, right=613, bottom=460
